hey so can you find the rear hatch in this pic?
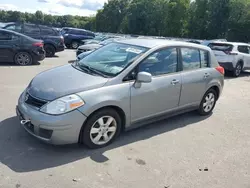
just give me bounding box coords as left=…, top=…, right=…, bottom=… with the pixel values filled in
left=208, top=43, right=236, bottom=63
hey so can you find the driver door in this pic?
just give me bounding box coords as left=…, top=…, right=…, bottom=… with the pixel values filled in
left=130, top=47, right=182, bottom=123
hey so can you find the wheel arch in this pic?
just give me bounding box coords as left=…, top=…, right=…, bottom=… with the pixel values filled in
left=14, top=50, right=33, bottom=62
left=78, top=105, right=126, bottom=143
left=238, top=59, right=244, bottom=68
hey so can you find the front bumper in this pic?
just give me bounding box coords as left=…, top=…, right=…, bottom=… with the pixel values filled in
left=32, top=50, right=45, bottom=61
left=17, top=92, right=87, bottom=145
left=218, top=62, right=234, bottom=71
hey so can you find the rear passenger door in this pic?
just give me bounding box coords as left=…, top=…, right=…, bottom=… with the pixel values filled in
left=179, top=47, right=211, bottom=107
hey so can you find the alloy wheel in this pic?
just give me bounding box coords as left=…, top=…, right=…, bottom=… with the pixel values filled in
left=16, top=53, right=31, bottom=65
left=203, top=93, right=215, bottom=113
left=90, top=116, right=117, bottom=145
left=235, top=64, right=242, bottom=76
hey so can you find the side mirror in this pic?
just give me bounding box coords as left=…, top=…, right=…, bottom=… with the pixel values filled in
left=137, top=72, right=152, bottom=83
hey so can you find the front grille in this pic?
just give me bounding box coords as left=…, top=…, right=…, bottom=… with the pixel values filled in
left=25, top=93, right=47, bottom=108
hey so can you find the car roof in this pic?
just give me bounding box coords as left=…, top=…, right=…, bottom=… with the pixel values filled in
left=118, top=38, right=211, bottom=50
left=209, top=41, right=249, bottom=46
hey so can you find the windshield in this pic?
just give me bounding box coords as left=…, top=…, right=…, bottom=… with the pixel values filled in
left=78, top=42, right=148, bottom=77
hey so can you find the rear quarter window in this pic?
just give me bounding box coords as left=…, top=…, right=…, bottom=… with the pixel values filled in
left=237, top=46, right=249, bottom=54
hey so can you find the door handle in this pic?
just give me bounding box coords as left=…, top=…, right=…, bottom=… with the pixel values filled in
left=204, top=73, right=210, bottom=78
left=171, top=79, right=180, bottom=85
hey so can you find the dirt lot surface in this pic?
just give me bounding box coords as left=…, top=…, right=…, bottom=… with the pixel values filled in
left=0, top=50, right=250, bottom=188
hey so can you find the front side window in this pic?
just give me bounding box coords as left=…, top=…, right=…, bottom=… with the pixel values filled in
left=138, top=48, right=178, bottom=76
left=78, top=43, right=148, bottom=77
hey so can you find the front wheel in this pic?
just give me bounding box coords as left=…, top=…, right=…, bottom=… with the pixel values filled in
left=81, top=108, right=122, bottom=149
left=71, top=41, right=79, bottom=49
left=198, top=89, right=217, bottom=116
left=14, top=52, right=33, bottom=66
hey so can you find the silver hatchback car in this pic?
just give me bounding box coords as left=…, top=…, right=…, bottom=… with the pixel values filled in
left=17, top=39, right=224, bottom=148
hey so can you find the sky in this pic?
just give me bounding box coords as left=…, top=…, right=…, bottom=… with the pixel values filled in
left=0, top=0, right=107, bottom=16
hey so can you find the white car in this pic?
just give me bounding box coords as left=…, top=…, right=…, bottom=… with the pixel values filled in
left=209, top=42, right=250, bottom=77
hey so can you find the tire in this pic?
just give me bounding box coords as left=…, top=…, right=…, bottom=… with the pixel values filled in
left=14, top=52, right=33, bottom=66
left=198, top=88, right=217, bottom=116
left=81, top=108, right=122, bottom=149
left=71, top=41, right=79, bottom=49
left=233, top=62, right=242, bottom=77
left=44, top=44, right=55, bottom=57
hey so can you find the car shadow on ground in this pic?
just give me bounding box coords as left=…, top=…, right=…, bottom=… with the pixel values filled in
left=0, top=62, right=41, bottom=66
left=0, top=111, right=211, bottom=173
left=224, top=71, right=250, bottom=80
left=46, top=55, right=59, bottom=58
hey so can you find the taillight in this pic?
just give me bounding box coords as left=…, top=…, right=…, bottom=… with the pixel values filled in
left=33, top=42, right=43, bottom=47
left=60, top=36, right=64, bottom=43
left=224, top=51, right=238, bottom=55
left=215, top=66, right=225, bottom=75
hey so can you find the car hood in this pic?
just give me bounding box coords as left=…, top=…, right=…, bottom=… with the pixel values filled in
left=28, top=65, right=109, bottom=101
left=78, top=44, right=102, bottom=50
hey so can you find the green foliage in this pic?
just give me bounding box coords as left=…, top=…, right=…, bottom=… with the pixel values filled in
left=0, top=10, right=93, bottom=29
left=0, top=0, right=249, bottom=42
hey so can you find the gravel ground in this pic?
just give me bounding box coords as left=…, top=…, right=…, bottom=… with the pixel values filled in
left=0, top=50, right=250, bottom=188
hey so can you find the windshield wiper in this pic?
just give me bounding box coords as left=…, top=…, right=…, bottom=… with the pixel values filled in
left=79, top=63, right=109, bottom=78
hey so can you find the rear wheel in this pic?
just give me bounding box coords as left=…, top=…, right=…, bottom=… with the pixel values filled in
left=44, top=44, right=55, bottom=57
left=198, top=89, right=217, bottom=116
left=71, top=41, right=79, bottom=49
left=80, top=108, right=122, bottom=149
left=233, top=62, right=242, bottom=77
left=14, top=52, right=33, bottom=66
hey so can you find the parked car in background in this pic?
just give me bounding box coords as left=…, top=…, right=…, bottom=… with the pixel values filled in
left=0, top=29, right=45, bottom=65
left=80, top=34, right=108, bottom=45
left=76, top=37, right=124, bottom=56
left=208, top=42, right=250, bottom=77
left=2, top=22, right=64, bottom=57
left=17, top=39, right=224, bottom=148
left=61, top=27, right=95, bottom=49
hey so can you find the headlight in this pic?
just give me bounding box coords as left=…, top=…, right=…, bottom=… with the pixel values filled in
left=40, top=94, right=84, bottom=115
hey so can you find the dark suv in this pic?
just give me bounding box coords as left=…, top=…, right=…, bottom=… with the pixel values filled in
left=61, top=27, right=95, bottom=49
left=3, top=23, right=64, bottom=57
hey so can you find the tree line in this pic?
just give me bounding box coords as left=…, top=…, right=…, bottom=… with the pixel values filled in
left=0, top=0, right=249, bottom=42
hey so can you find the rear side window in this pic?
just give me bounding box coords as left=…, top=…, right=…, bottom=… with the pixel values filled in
left=181, top=48, right=209, bottom=71
left=23, top=24, right=40, bottom=34
left=238, top=46, right=249, bottom=54
left=40, top=27, right=56, bottom=35
left=4, top=24, right=22, bottom=32
left=208, top=43, right=233, bottom=52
